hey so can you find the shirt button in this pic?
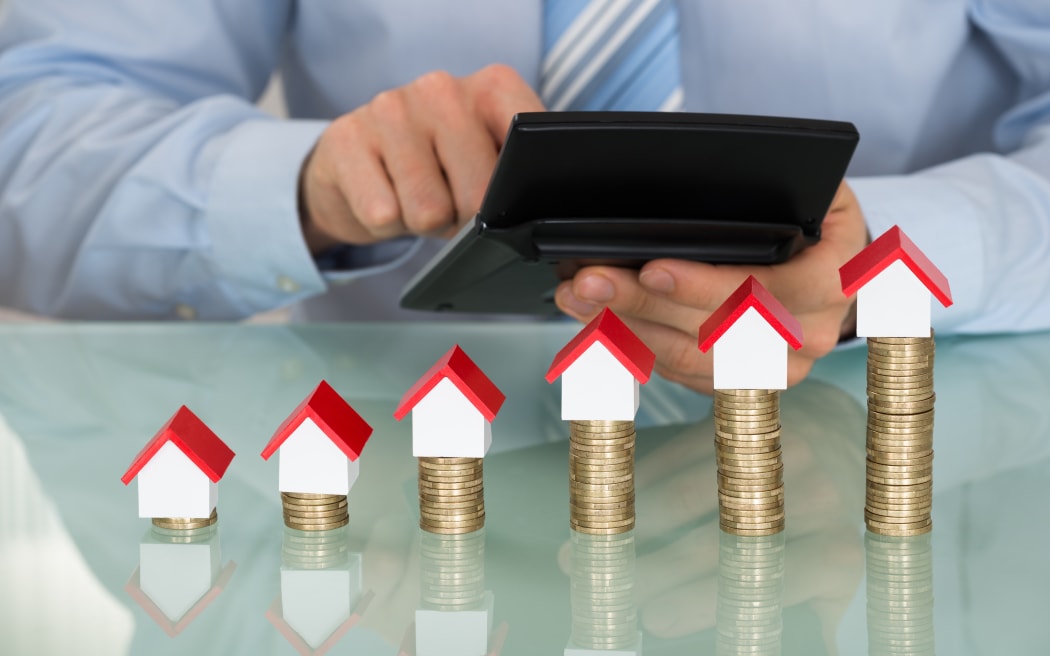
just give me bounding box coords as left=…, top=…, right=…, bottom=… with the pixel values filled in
left=277, top=275, right=301, bottom=293
left=175, top=304, right=197, bottom=320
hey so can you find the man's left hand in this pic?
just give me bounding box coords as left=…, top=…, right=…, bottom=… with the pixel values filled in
left=554, top=181, right=869, bottom=394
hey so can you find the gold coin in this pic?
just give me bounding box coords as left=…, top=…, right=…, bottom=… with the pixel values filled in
left=421, top=522, right=485, bottom=535
left=285, top=517, right=350, bottom=531
left=419, top=457, right=479, bottom=465
left=719, top=499, right=783, bottom=513
left=570, top=516, right=636, bottom=529
left=284, top=505, right=349, bottom=518
left=867, top=453, right=934, bottom=468
left=569, top=424, right=637, bottom=437
left=419, top=503, right=485, bottom=516
left=719, top=479, right=784, bottom=494
left=570, top=499, right=635, bottom=511
left=716, top=443, right=782, bottom=456
left=713, top=407, right=780, bottom=421
left=720, top=521, right=785, bottom=534
left=867, top=448, right=934, bottom=462
left=280, top=493, right=347, bottom=505
left=570, top=419, right=635, bottom=429
left=864, top=513, right=933, bottom=528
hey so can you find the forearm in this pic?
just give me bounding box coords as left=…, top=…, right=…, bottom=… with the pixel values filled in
left=850, top=123, right=1050, bottom=334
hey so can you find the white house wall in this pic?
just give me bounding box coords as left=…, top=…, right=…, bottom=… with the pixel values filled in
left=137, top=441, right=216, bottom=518
left=560, top=342, right=639, bottom=420
left=856, top=260, right=932, bottom=337
left=278, top=417, right=360, bottom=494
left=713, top=308, right=788, bottom=390
left=412, top=378, right=491, bottom=457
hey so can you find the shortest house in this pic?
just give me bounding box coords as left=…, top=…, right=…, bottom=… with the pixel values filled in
left=122, top=406, right=235, bottom=520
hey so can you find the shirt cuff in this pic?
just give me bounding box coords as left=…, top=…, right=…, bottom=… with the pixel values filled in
left=847, top=173, right=984, bottom=332
left=205, top=118, right=329, bottom=314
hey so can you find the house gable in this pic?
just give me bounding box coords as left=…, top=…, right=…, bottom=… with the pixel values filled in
left=713, top=308, right=790, bottom=390
left=277, top=417, right=360, bottom=495
left=412, top=377, right=491, bottom=457
left=560, top=342, right=639, bottom=420
left=857, top=259, right=932, bottom=337
left=137, top=441, right=216, bottom=518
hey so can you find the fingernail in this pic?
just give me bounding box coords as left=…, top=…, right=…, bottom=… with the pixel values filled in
left=557, top=286, right=598, bottom=316
left=639, top=268, right=675, bottom=294
left=576, top=274, right=615, bottom=303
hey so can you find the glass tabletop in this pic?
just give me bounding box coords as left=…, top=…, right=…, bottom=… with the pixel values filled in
left=0, top=322, right=1047, bottom=655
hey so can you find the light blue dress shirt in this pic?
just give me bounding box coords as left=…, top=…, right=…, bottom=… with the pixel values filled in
left=0, top=0, right=1048, bottom=331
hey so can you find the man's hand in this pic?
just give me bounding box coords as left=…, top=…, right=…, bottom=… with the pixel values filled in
left=554, top=181, right=870, bottom=394
left=299, top=64, right=545, bottom=253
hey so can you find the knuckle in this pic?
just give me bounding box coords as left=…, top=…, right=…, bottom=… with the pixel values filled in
left=369, top=88, right=408, bottom=120
left=407, top=198, right=453, bottom=233
left=414, top=69, right=457, bottom=96
left=359, top=199, right=400, bottom=233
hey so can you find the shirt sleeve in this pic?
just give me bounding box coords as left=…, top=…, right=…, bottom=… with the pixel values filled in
left=0, top=0, right=333, bottom=319
left=849, top=1, right=1050, bottom=335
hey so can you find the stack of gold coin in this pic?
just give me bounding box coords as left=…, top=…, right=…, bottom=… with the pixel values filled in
left=418, top=457, right=485, bottom=535
left=280, top=492, right=349, bottom=531
left=714, top=389, right=784, bottom=536
left=568, top=420, right=636, bottom=536
left=419, top=528, right=486, bottom=612
left=865, top=531, right=935, bottom=656
left=282, top=524, right=351, bottom=569
left=152, top=507, right=218, bottom=530
left=568, top=530, right=638, bottom=651
left=865, top=336, right=935, bottom=537
left=716, top=532, right=785, bottom=656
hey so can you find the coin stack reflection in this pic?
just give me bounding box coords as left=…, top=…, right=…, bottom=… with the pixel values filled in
left=419, top=528, right=486, bottom=612
left=714, top=389, right=785, bottom=536
left=281, top=492, right=349, bottom=531
left=151, top=522, right=218, bottom=545
left=569, top=420, right=636, bottom=536
left=716, top=532, right=785, bottom=656
left=865, top=335, right=935, bottom=536
left=282, top=524, right=351, bottom=570
left=418, top=457, right=485, bottom=535
left=865, top=532, right=935, bottom=656
left=152, top=507, right=218, bottom=531
left=568, top=530, right=638, bottom=652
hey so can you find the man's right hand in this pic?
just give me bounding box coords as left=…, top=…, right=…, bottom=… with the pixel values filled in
left=299, top=64, right=545, bottom=254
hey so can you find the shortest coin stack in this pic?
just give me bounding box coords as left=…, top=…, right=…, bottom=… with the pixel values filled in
left=281, top=492, right=349, bottom=531
left=714, top=389, right=785, bottom=536
left=152, top=507, right=218, bottom=531
left=418, top=457, right=485, bottom=535
left=569, top=420, right=636, bottom=536
left=865, top=336, right=935, bottom=537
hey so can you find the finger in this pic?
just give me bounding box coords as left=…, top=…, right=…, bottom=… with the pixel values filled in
left=432, top=114, right=499, bottom=224
left=557, top=267, right=703, bottom=337
left=370, top=93, right=456, bottom=236
left=465, top=64, right=546, bottom=146
left=336, top=141, right=404, bottom=241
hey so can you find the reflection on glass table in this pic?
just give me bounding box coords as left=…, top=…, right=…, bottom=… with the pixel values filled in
left=0, top=323, right=1048, bottom=654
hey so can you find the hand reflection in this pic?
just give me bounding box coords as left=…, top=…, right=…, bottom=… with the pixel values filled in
left=563, top=380, right=867, bottom=645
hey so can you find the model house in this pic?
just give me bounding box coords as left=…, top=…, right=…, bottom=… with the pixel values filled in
left=546, top=308, right=655, bottom=420
left=267, top=556, right=369, bottom=655
left=261, top=380, right=373, bottom=495
left=697, top=276, right=803, bottom=390
left=394, top=345, right=505, bottom=458
left=839, top=225, right=953, bottom=337
left=121, top=405, right=235, bottom=519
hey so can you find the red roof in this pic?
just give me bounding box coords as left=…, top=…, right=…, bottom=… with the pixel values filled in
left=545, top=308, right=656, bottom=383
left=121, top=406, right=235, bottom=485
left=393, top=345, right=505, bottom=422
left=260, top=381, right=373, bottom=462
left=697, top=276, right=804, bottom=352
left=839, top=225, right=953, bottom=306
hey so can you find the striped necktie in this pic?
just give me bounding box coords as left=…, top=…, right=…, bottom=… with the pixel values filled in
left=541, top=0, right=685, bottom=112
